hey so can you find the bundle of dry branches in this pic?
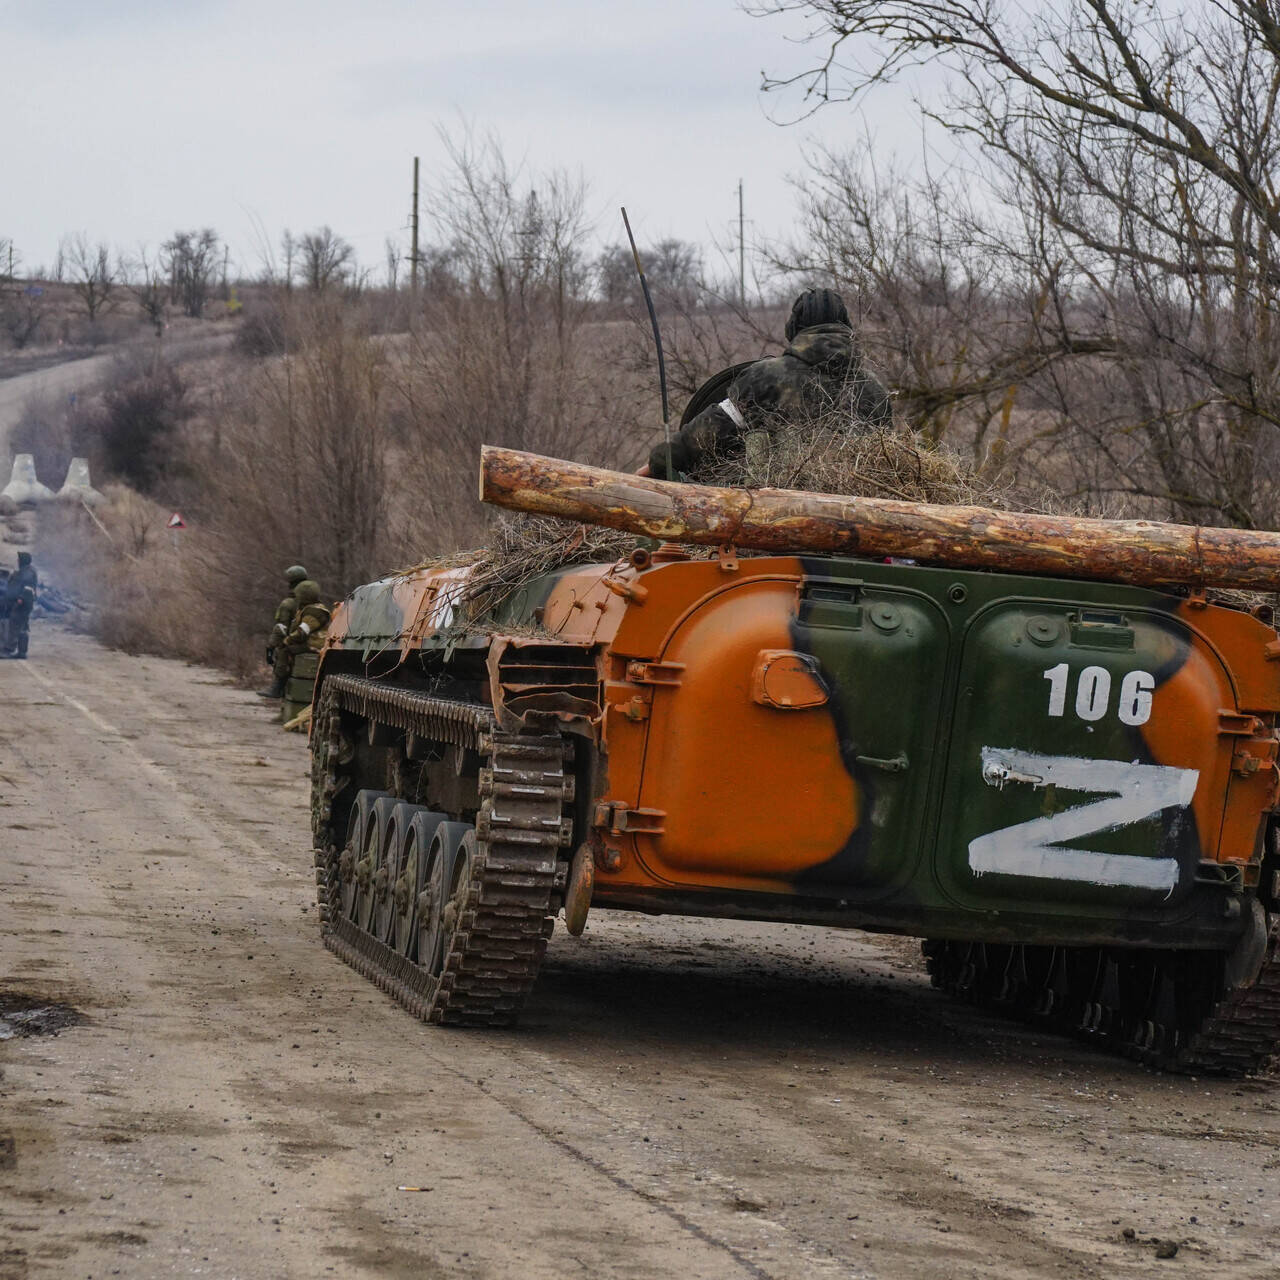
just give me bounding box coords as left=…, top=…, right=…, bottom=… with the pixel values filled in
left=460, top=517, right=642, bottom=621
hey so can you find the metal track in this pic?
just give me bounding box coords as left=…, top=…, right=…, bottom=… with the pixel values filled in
left=311, top=675, right=571, bottom=1026
left=923, top=925, right=1280, bottom=1076
left=1176, top=926, right=1280, bottom=1073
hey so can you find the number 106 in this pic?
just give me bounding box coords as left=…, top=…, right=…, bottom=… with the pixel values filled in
left=1042, top=663, right=1155, bottom=726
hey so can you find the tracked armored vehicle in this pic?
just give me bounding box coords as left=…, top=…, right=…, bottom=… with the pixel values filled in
left=310, top=450, right=1280, bottom=1074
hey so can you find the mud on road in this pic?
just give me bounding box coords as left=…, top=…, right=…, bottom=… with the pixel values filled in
left=2, top=627, right=1280, bottom=1279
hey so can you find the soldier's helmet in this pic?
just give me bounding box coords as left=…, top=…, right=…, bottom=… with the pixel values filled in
left=784, top=288, right=851, bottom=342
left=284, top=564, right=308, bottom=585
left=294, top=579, right=322, bottom=606
left=17, top=551, right=32, bottom=568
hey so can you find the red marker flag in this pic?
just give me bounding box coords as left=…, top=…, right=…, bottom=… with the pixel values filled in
left=167, top=512, right=186, bottom=529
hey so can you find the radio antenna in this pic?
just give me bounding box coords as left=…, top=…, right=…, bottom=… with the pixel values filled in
left=621, top=207, right=672, bottom=476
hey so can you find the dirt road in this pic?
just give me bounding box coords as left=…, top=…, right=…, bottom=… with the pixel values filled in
left=3, top=627, right=1280, bottom=1279
left=0, top=332, right=235, bottom=466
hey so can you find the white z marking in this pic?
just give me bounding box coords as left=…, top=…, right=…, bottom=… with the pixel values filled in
left=968, top=747, right=1198, bottom=893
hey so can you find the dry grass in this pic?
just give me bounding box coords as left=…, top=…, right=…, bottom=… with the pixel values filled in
left=699, top=420, right=1019, bottom=506
left=460, top=517, right=649, bottom=620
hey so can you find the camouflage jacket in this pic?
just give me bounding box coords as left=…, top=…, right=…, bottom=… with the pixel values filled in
left=3, top=564, right=37, bottom=608
left=649, top=324, right=893, bottom=480
left=284, top=602, right=331, bottom=652
left=271, top=593, right=298, bottom=642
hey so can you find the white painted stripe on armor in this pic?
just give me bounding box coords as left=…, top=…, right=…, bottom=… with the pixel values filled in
left=718, top=397, right=747, bottom=430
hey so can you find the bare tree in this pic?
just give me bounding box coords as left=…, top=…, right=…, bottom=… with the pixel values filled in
left=63, top=232, right=119, bottom=322
left=753, top=0, right=1280, bottom=526
left=126, top=246, right=169, bottom=336
left=597, top=238, right=705, bottom=308
left=389, top=130, right=655, bottom=548
left=1, top=285, right=45, bottom=349
left=162, top=229, right=220, bottom=318
left=298, top=226, right=354, bottom=292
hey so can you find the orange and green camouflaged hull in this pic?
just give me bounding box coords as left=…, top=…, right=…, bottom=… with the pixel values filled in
left=313, top=542, right=1280, bottom=1068
left=321, top=545, right=1280, bottom=944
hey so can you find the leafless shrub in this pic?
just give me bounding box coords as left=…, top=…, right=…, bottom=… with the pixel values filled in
left=185, top=297, right=392, bottom=606
left=298, top=227, right=355, bottom=292
left=163, top=229, right=220, bottom=318
left=95, top=359, right=192, bottom=494
left=234, top=297, right=290, bottom=357
left=62, top=233, right=119, bottom=323
left=1, top=285, right=45, bottom=349
left=753, top=0, right=1280, bottom=528
left=388, top=130, right=657, bottom=551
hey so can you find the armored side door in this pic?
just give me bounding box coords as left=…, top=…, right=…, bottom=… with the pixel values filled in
left=630, top=563, right=951, bottom=899
left=933, top=598, right=1243, bottom=928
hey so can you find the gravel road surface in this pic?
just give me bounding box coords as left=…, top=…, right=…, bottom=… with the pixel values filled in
left=3, top=627, right=1280, bottom=1279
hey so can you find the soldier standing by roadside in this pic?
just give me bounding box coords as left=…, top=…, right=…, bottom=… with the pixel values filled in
left=258, top=564, right=308, bottom=698
left=260, top=579, right=329, bottom=699
left=1, top=552, right=38, bottom=660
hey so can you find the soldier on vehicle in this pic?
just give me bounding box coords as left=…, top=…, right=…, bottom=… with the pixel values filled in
left=646, top=288, right=893, bottom=481
left=259, top=564, right=308, bottom=698
left=1, top=552, right=38, bottom=660
left=259, top=579, right=330, bottom=699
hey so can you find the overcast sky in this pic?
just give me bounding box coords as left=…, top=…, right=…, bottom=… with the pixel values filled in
left=2, top=0, right=926, bottom=283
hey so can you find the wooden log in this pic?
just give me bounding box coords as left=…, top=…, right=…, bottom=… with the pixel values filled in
left=479, top=445, right=1280, bottom=593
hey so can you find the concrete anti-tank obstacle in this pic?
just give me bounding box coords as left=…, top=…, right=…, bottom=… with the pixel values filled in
left=1, top=454, right=55, bottom=504
left=57, top=457, right=105, bottom=505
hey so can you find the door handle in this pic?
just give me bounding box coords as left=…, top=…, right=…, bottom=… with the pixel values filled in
left=855, top=752, right=909, bottom=773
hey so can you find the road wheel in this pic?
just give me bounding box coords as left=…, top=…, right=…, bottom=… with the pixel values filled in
left=418, top=822, right=474, bottom=978
left=397, top=809, right=446, bottom=960
left=340, top=789, right=391, bottom=923
left=355, top=796, right=399, bottom=933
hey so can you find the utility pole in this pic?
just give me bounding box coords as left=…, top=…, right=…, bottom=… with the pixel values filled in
left=738, top=179, right=746, bottom=308
left=410, top=155, right=420, bottom=302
